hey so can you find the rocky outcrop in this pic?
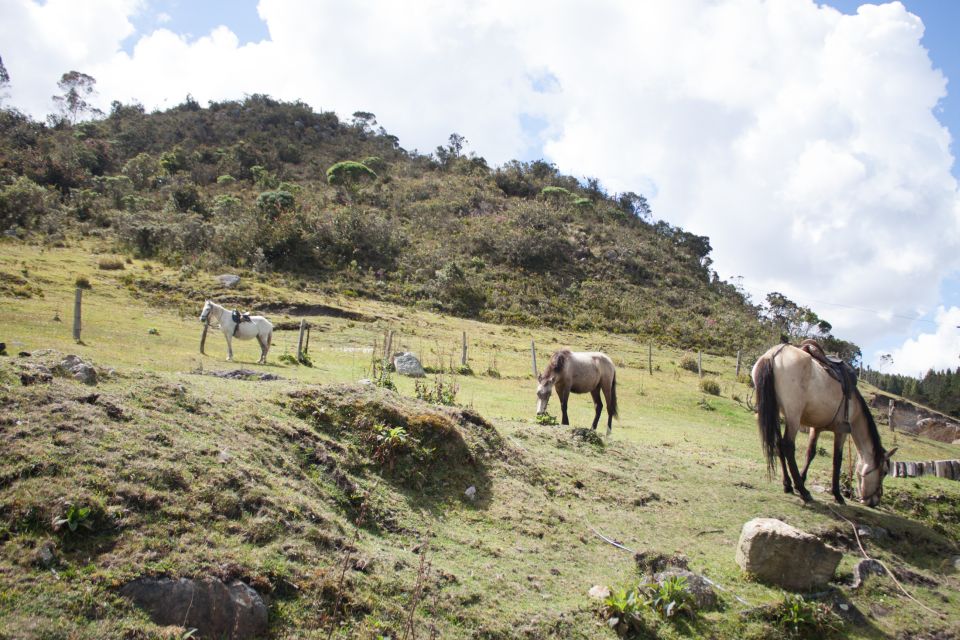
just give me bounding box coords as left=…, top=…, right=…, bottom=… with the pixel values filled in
left=736, top=518, right=842, bottom=591
left=120, top=577, right=268, bottom=639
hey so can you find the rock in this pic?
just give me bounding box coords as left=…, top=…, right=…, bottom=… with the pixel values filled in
left=588, top=584, right=611, bottom=600
left=464, top=485, right=477, bottom=501
left=653, top=569, right=718, bottom=611
left=30, top=541, right=57, bottom=568
left=121, top=577, right=268, bottom=640
left=71, top=363, right=98, bottom=385
left=218, top=449, right=232, bottom=464
left=735, top=518, right=842, bottom=591
left=19, top=364, right=52, bottom=386
left=358, top=378, right=373, bottom=385
left=216, top=274, right=241, bottom=288
left=635, top=551, right=689, bottom=574
left=850, top=558, right=886, bottom=589
left=392, top=352, right=426, bottom=378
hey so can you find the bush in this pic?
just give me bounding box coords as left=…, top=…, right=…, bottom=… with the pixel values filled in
left=764, top=594, right=842, bottom=638
left=122, top=153, right=159, bottom=189
left=699, top=378, right=721, bottom=395
left=98, top=257, right=125, bottom=270
left=0, top=176, right=49, bottom=229
left=414, top=376, right=459, bottom=406
left=75, top=275, right=92, bottom=289
left=679, top=355, right=698, bottom=373
left=326, top=161, right=377, bottom=188
left=216, top=174, right=236, bottom=186
left=256, top=190, right=295, bottom=218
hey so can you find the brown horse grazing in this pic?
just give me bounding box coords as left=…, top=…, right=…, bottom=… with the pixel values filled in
left=752, top=343, right=896, bottom=507
left=536, top=350, right=618, bottom=434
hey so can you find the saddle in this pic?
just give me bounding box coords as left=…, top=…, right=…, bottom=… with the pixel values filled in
left=799, top=339, right=858, bottom=430
left=231, top=310, right=252, bottom=336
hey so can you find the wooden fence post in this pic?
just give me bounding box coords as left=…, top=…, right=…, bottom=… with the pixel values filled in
left=531, top=340, right=538, bottom=377
left=461, top=331, right=468, bottom=366
left=735, top=349, right=741, bottom=378
left=200, top=315, right=210, bottom=354
left=698, top=350, right=703, bottom=379
left=385, top=330, right=394, bottom=362
left=304, top=326, right=311, bottom=355
left=648, top=343, right=653, bottom=375
left=296, top=319, right=306, bottom=362
left=72, top=288, right=82, bottom=342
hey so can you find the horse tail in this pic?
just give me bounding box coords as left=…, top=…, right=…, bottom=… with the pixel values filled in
left=754, top=355, right=781, bottom=477
left=608, top=371, right=618, bottom=418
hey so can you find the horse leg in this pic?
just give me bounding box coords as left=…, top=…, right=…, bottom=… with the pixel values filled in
left=779, top=450, right=793, bottom=494
left=781, top=421, right=812, bottom=502
left=256, top=334, right=266, bottom=365
left=601, top=380, right=614, bottom=436
left=831, top=432, right=847, bottom=505
left=800, top=428, right=820, bottom=484
left=559, top=389, right=570, bottom=426
left=590, top=389, right=602, bottom=431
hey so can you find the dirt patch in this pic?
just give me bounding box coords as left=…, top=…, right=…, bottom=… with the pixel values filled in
left=259, top=302, right=375, bottom=322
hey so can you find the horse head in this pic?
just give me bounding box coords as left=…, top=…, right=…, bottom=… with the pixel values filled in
left=859, top=447, right=898, bottom=507
left=199, top=300, right=212, bottom=323
left=536, top=372, right=555, bottom=415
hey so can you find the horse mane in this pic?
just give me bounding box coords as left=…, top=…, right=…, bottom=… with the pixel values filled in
left=545, top=349, right=571, bottom=375
left=855, top=388, right=884, bottom=468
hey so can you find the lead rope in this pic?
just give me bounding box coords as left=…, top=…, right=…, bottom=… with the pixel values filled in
left=826, top=506, right=942, bottom=618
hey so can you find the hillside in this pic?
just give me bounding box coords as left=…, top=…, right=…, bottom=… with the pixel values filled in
left=1, top=240, right=959, bottom=639
left=1, top=96, right=789, bottom=352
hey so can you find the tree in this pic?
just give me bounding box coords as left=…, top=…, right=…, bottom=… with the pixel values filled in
left=763, top=292, right=831, bottom=341
left=616, top=191, right=652, bottom=221
left=435, top=132, right=467, bottom=167
left=52, top=71, right=102, bottom=124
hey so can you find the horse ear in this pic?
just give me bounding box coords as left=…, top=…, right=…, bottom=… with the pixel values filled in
left=885, top=447, right=898, bottom=460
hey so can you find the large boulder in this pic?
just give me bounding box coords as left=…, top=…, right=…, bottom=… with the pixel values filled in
left=120, top=577, right=268, bottom=639
left=216, top=274, right=241, bottom=288
left=392, top=352, right=426, bottom=377
left=735, top=518, right=842, bottom=591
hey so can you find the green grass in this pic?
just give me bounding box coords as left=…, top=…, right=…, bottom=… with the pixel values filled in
left=1, top=238, right=959, bottom=639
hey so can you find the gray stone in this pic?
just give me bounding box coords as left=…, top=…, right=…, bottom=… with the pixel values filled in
left=71, top=363, right=98, bottom=385
left=217, top=274, right=241, bottom=288
left=464, top=486, right=477, bottom=501
left=736, top=518, right=842, bottom=591
left=121, top=577, right=267, bottom=640
left=653, top=569, right=718, bottom=611
left=392, top=352, right=426, bottom=378
left=850, top=558, right=886, bottom=590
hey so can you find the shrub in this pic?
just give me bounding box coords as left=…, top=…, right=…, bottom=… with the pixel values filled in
left=216, top=174, right=236, bottom=186
left=256, top=190, right=295, bottom=218
left=414, top=376, right=459, bottom=406
left=122, top=153, right=159, bottom=189
left=699, top=378, right=721, bottom=395
left=98, top=257, right=125, bottom=270
left=540, top=186, right=572, bottom=204
left=75, top=275, right=92, bottom=289
left=326, top=161, right=377, bottom=198
left=361, top=156, right=387, bottom=173
left=0, top=176, right=49, bottom=229
left=535, top=413, right=558, bottom=426
left=679, top=355, right=698, bottom=373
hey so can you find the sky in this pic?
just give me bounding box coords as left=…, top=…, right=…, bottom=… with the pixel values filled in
left=1, top=0, right=958, bottom=377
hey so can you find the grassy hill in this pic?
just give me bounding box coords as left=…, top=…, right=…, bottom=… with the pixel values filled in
left=1, top=239, right=959, bottom=639
left=0, top=96, right=790, bottom=353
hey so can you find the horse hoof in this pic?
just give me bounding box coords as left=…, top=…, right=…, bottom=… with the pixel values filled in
left=834, top=495, right=846, bottom=505
left=800, top=491, right=814, bottom=503
left=783, top=486, right=794, bottom=494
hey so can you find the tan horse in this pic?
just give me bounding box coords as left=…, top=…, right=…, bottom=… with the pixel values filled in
left=536, top=349, right=618, bottom=434
left=752, top=343, right=896, bottom=507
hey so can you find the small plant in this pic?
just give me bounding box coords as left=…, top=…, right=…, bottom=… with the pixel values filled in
left=53, top=504, right=93, bottom=534
left=679, top=355, right=698, bottom=373
left=97, top=257, right=125, bottom=270
left=147, top=328, right=159, bottom=335
left=767, top=594, right=842, bottom=638
left=601, top=587, right=646, bottom=637
left=414, top=376, right=459, bottom=406
left=216, top=174, right=236, bottom=185
left=372, top=422, right=409, bottom=469
left=644, top=575, right=694, bottom=620
left=371, top=360, right=396, bottom=390
left=697, top=397, right=715, bottom=411
left=278, top=353, right=299, bottom=366
left=535, top=413, right=559, bottom=426
left=74, top=275, right=92, bottom=289
left=699, top=378, right=721, bottom=395
left=455, top=363, right=474, bottom=376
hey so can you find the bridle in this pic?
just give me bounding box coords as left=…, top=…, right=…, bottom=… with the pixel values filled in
left=200, top=303, right=223, bottom=324
left=858, top=459, right=888, bottom=504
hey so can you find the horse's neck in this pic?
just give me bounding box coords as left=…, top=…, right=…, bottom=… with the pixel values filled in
left=850, top=413, right=877, bottom=465
left=211, top=304, right=226, bottom=322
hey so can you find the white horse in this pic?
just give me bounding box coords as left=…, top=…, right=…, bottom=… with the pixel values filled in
left=200, top=300, right=273, bottom=364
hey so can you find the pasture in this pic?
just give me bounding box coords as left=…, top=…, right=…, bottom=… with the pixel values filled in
left=1, top=238, right=959, bottom=639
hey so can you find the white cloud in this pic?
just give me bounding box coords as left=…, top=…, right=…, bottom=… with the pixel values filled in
left=1, top=0, right=959, bottom=371
left=876, top=307, right=960, bottom=376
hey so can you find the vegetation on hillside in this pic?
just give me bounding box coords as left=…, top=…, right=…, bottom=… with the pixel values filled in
left=1, top=86, right=862, bottom=355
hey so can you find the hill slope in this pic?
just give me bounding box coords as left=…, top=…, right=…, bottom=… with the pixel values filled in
left=1, top=96, right=791, bottom=352
left=1, top=240, right=959, bottom=639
